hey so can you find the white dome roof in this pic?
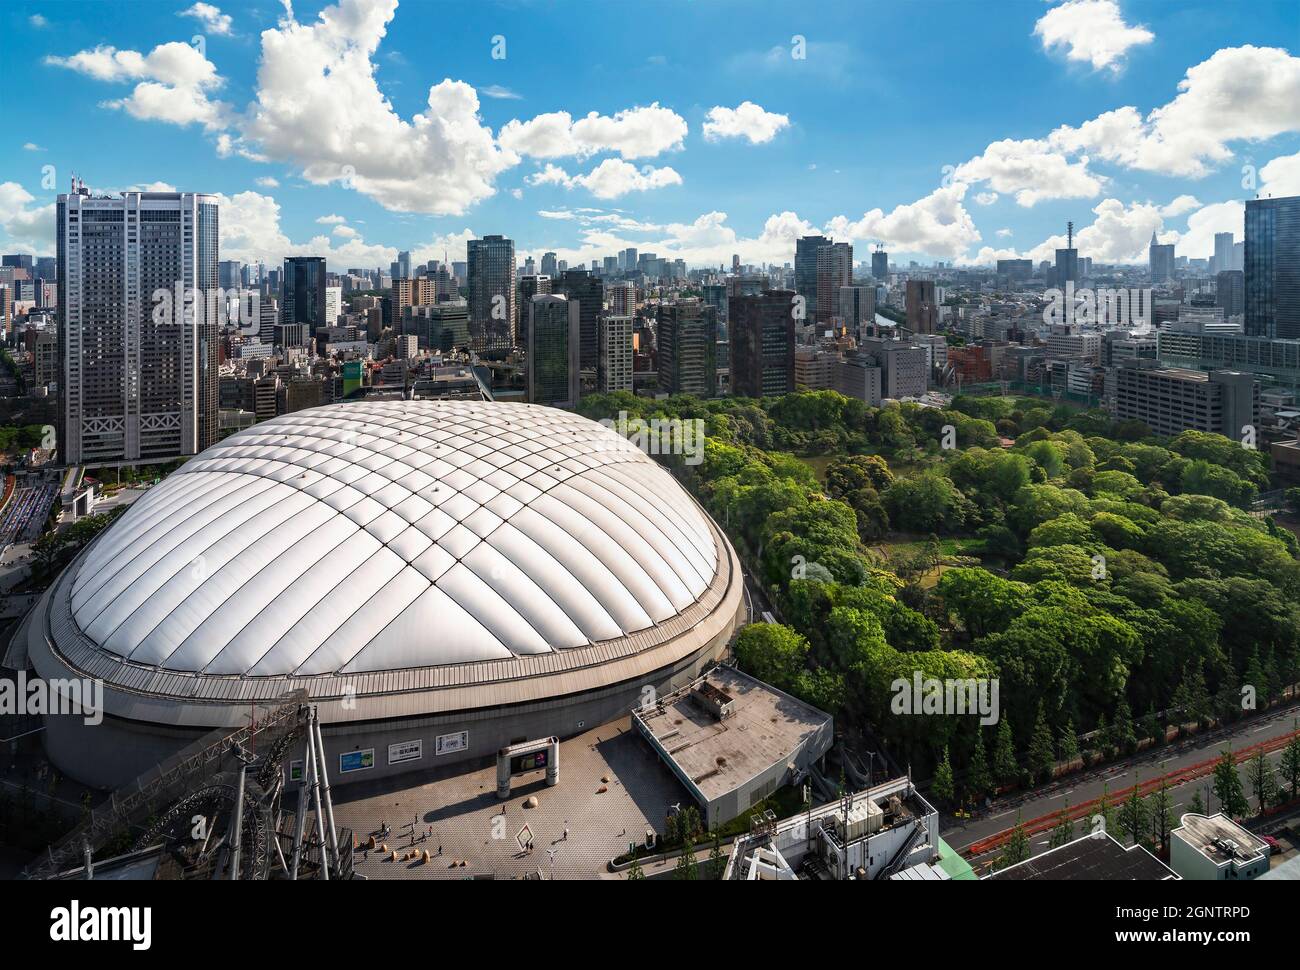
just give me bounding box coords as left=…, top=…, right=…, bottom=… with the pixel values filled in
left=69, top=400, right=719, bottom=676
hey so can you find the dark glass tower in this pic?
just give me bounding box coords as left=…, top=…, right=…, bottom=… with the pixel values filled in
left=1245, top=196, right=1300, bottom=339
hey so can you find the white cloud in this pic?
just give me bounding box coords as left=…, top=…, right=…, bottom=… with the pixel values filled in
left=180, top=3, right=233, bottom=36
left=953, top=137, right=1105, bottom=207
left=1159, top=194, right=1201, bottom=217
left=215, top=189, right=477, bottom=270
left=480, top=85, right=522, bottom=100
left=1260, top=151, right=1300, bottom=197
left=824, top=183, right=983, bottom=261
left=237, top=0, right=515, bottom=216
left=0, top=182, right=55, bottom=254
left=1049, top=46, right=1300, bottom=178
left=526, top=159, right=682, bottom=199
left=316, top=214, right=347, bottom=224
left=332, top=224, right=359, bottom=238
left=498, top=103, right=687, bottom=160
left=45, top=41, right=229, bottom=129
left=29, top=14, right=48, bottom=28
left=255, top=176, right=280, bottom=188
left=975, top=192, right=999, bottom=206
left=1177, top=200, right=1244, bottom=259
left=701, top=102, right=790, bottom=144
left=22, top=142, right=44, bottom=152
left=1034, top=0, right=1153, bottom=73
left=996, top=228, right=1013, bottom=238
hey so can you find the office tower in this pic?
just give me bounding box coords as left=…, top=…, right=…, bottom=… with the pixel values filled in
left=57, top=183, right=219, bottom=463
left=656, top=299, right=718, bottom=397
left=602, top=255, right=618, bottom=276
left=732, top=254, right=741, bottom=274
left=405, top=301, right=470, bottom=353
left=219, top=259, right=243, bottom=290
left=1149, top=232, right=1176, bottom=283
left=905, top=279, right=939, bottom=334
left=621, top=247, right=638, bottom=271
left=396, top=250, right=412, bottom=280
left=871, top=247, right=889, bottom=281
left=557, top=259, right=568, bottom=273
left=523, top=256, right=536, bottom=276
left=35, top=256, right=57, bottom=282
left=1113, top=360, right=1257, bottom=437
left=1214, top=232, right=1234, bottom=276
left=608, top=280, right=637, bottom=318
left=282, top=256, right=328, bottom=339
left=815, top=242, right=853, bottom=324
left=598, top=314, right=634, bottom=393
left=541, top=251, right=558, bottom=277
left=1055, top=221, right=1079, bottom=288
left=1217, top=270, right=1245, bottom=318
left=392, top=276, right=435, bottom=320
left=467, top=234, right=516, bottom=356
left=259, top=298, right=279, bottom=344
left=730, top=290, right=797, bottom=398
left=795, top=235, right=830, bottom=320
left=527, top=294, right=580, bottom=406
left=996, top=258, right=1032, bottom=281
left=838, top=285, right=877, bottom=339
left=553, top=268, right=603, bottom=370
left=516, top=274, right=551, bottom=347
left=1245, top=196, right=1300, bottom=339
left=1233, top=240, right=1244, bottom=272
left=2, top=254, right=34, bottom=271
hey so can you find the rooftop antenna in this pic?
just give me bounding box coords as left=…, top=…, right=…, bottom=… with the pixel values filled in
left=1067, top=221, right=1074, bottom=249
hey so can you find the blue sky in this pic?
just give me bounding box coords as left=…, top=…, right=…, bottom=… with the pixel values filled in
left=3, top=0, right=1298, bottom=270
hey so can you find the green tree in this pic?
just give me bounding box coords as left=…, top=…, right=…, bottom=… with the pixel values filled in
left=1094, top=784, right=1117, bottom=838
left=1118, top=779, right=1149, bottom=846
left=1141, top=705, right=1163, bottom=748
left=707, top=832, right=725, bottom=879
left=967, top=730, right=993, bottom=803
left=1246, top=750, right=1278, bottom=815
left=1280, top=724, right=1300, bottom=801
left=931, top=746, right=955, bottom=806
left=993, top=719, right=1019, bottom=789
left=1188, top=790, right=1206, bottom=816
left=1028, top=703, right=1056, bottom=783
left=1113, top=695, right=1137, bottom=755
left=1149, top=779, right=1175, bottom=853
left=674, top=839, right=699, bottom=880
left=1048, top=804, right=1075, bottom=849
left=1211, top=749, right=1250, bottom=819
left=1057, top=720, right=1079, bottom=764
left=626, top=856, right=646, bottom=880
left=997, top=812, right=1030, bottom=870
left=733, top=623, right=809, bottom=693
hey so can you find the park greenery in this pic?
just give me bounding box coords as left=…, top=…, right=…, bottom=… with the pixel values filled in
left=578, top=389, right=1300, bottom=803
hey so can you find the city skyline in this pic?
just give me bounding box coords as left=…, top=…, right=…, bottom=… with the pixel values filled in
left=1, top=0, right=1298, bottom=272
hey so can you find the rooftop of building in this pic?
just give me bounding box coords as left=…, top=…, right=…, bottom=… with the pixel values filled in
left=633, top=665, right=830, bottom=804
left=1171, top=813, right=1269, bottom=864
left=984, top=833, right=1178, bottom=881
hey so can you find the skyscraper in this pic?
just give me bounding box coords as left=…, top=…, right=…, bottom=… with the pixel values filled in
left=1214, top=232, right=1234, bottom=275
left=553, top=268, right=603, bottom=371
left=1216, top=270, right=1245, bottom=319
left=795, top=235, right=830, bottom=321
left=541, top=251, right=558, bottom=277
left=656, top=299, right=718, bottom=397
left=396, top=250, right=412, bottom=280
left=467, top=234, right=516, bottom=357
left=838, top=285, right=877, bottom=340
left=816, top=242, right=853, bottom=325
left=282, top=256, right=328, bottom=336
left=1149, top=232, right=1176, bottom=284
left=527, top=294, right=580, bottom=407
left=516, top=274, right=551, bottom=348
left=871, top=248, right=889, bottom=281
left=57, top=183, right=219, bottom=463
left=1054, top=221, right=1078, bottom=288
left=730, top=290, right=796, bottom=398
left=1245, top=196, right=1300, bottom=339
left=905, top=279, right=939, bottom=335
left=598, top=314, right=634, bottom=394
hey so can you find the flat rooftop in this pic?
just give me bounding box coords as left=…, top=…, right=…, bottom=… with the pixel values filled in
left=985, top=834, right=1178, bottom=881
left=1173, top=813, right=1268, bottom=863
left=634, top=665, right=831, bottom=804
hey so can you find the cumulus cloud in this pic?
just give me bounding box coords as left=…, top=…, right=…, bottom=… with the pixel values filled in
left=480, top=85, right=522, bottom=100
left=1260, top=151, right=1300, bottom=197
left=823, top=183, right=983, bottom=261
left=1049, top=46, right=1300, bottom=178
left=255, top=176, right=280, bottom=188
left=526, top=159, right=682, bottom=199
left=0, top=182, right=56, bottom=254
left=953, top=137, right=1105, bottom=207
left=1034, top=0, right=1153, bottom=73
left=498, top=103, right=687, bottom=160
left=45, top=41, right=229, bottom=129
left=701, top=102, right=790, bottom=144
left=215, top=189, right=476, bottom=270
left=179, top=3, right=233, bottom=36
left=1159, top=194, right=1201, bottom=217
left=1177, top=200, right=1244, bottom=259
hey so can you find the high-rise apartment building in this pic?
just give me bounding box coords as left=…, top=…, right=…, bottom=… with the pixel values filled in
left=527, top=294, right=580, bottom=406
left=598, top=314, right=634, bottom=394
left=816, top=242, right=853, bottom=325
left=1149, top=233, right=1176, bottom=284
left=838, top=285, right=876, bottom=340
left=730, top=289, right=796, bottom=398
left=871, top=248, right=889, bottom=281
left=905, top=279, right=939, bottom=335
left=516, top=274, right=551, bottom=347
left=467, top=235, right=516, bottom=357
left=656, top=299, right=718, bottom=397
left=57, top=184, right=219, bottom=463
left=1245, top=196, right=1300, bottom=339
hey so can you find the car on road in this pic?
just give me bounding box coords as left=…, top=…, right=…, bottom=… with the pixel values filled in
left=1261, top=834, right=1281, bottom=852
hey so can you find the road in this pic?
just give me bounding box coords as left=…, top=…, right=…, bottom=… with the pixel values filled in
left=943, top=698, right=1300, bottom=866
